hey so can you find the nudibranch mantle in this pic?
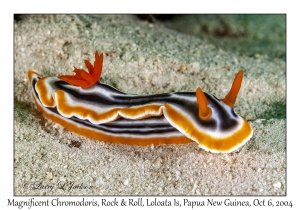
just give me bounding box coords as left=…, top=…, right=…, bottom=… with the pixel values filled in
left=28, top=51, right=253, bottom=153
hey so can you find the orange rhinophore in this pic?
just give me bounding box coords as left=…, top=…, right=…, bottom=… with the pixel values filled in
left=196, top=87, right=212, bottom=120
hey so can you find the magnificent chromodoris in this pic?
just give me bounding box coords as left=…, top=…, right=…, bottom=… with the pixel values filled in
left=28, top=51, right=253, bottom=153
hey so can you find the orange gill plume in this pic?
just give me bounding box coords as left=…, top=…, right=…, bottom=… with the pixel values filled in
left=58, top=51, right=104, bottom=88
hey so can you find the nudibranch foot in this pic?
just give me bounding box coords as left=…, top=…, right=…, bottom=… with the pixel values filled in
left=28, top=51, right=253, bottom=153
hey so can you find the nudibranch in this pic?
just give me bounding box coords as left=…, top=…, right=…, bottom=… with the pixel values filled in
left=28, top=51, right=253, bottom=153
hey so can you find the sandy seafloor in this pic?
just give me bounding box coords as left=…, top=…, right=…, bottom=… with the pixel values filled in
left=14, top=15, right=286, bottom=195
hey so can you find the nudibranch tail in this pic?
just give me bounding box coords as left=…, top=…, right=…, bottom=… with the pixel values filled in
left=28, top=52, right=253, bottom=153
left=58, top=51, right=103, bottom=88
left=223, top=70, right=243, bottom=107
left=196, top=87, right=212, bottom=120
